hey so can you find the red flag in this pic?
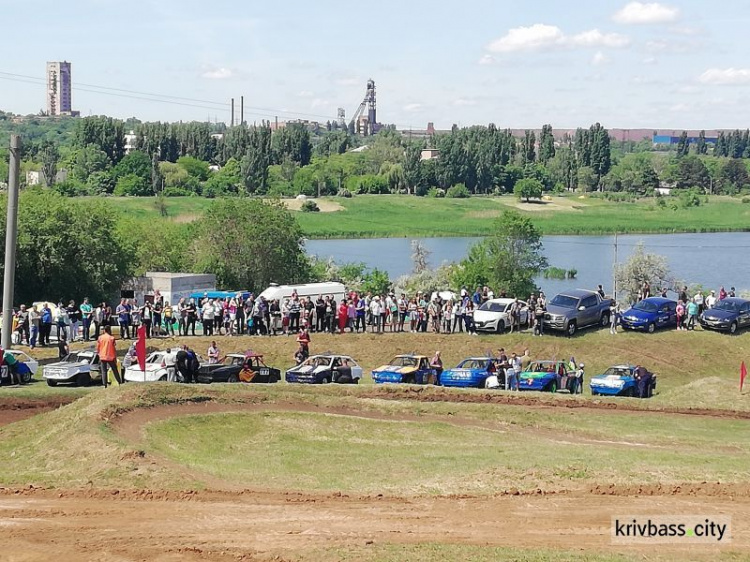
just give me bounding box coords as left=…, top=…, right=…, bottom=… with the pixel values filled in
left=136, top=325, right=147, bottom=372
left=741, top=361, right=747, bottom=393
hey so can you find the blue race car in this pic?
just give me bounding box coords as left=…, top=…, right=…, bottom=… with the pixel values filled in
left=519, top=360, right=576, bottom=393
left=589, top=365, right=656, bottom=397
left=372, top=355, right=435, bottom=384
left=441, top=357, right=501, bottom=388
left=619, top=297, right=677, bottom=333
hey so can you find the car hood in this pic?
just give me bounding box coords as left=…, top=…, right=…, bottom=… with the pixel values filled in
left=45, top=361, right=89, bottom=369
left=373, top=365, right=417, bottom=374
left=622, top=308, right=655, bottom=320
left=288, top=365, right=328, bottom=374
left=474, top=310, right=503, bottom=320
left=591, top=374, right=631, bottom=382
left=126, top=364, right=164, bottom=372
left=702, top=309, right=737, bottom=321
left=520, top=371, right=555, bottom=378
left=445, top=368, right=484, bottom=374
left=545, top=304, right=574, bottom=316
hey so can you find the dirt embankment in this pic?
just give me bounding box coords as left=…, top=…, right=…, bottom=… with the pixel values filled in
left=0, top=396, right=78, bottom=427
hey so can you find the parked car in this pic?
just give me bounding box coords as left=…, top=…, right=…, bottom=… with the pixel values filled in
left=197, top=352, right=281, bottom=384
left=441, top=357, right=502, bottom=388
left=473, top=299, right=529, bottom=333
left=590, top=365, right=656, bottom=397
left=518, top=360, right=576, bottom=392
left=285, top=354, right=362, bottom=384
left=372, top=354, right=435, bottom=385
left=42, top=349, right=105, bottom=387
left=620, top=297, right=677, bottom=333
left=544, top=289, right=614, bottom=336
left=124, top=349, right=180, bottom=383
left=700, top=297, right=750, bottom=334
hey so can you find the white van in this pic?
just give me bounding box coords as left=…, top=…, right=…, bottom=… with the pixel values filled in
left=259, top=282, right=347, bottom=304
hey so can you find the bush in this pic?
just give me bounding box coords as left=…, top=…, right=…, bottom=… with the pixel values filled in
left=678, top=189, right=702, bottom=209
left=300, top=200, right=320, bottom=213
left=114, top=173, right=151, bottom=196
left=428, top=187, right=445, bottom=198
left=162, top=187, right=196, bottom=197
left=742, top=197, right=750, bottom=204
left=337, top=188, right=353, bottom=198
left=446, top=183, right=470, bottom=198
left=543, top=267, right=567, bottom=280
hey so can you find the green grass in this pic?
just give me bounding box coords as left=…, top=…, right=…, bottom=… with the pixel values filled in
left=98, top=194, right=750, bottom=239
left=144, top=405, right=750, bottom=495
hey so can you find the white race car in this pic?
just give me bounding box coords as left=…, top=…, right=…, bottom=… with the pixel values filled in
left=5, top=350, right=39, bottom=375
left=285, top=354, right=363, bottom=384
left=124, top=350, right=180, bottom=383
left=43, top=349, right=104, bottom=387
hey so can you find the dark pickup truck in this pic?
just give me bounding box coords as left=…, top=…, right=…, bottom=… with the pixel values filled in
left=543, top=289, right=614, bottom=336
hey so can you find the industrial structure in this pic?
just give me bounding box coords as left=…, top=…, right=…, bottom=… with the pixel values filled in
left=349, top=79, right=380, bottom=136
left=46, top=61, right=78, bottom=116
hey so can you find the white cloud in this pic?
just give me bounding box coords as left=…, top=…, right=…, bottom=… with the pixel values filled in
left=486, top=24, right=629, bottom=53
left=478, top=54, right=496, bottom=65
left=453, top=98, right=477, bottom=107
left=335, top=77, right=359, bottom=87
left=569, top=29, right=630, bottom=48
left=201, top=67, right=233, bottom=79
left=591, top=51, right=610, bottom=66
left=403, top=103, right=424, bottom=113
left=698, top=68, right=750, bottom=85
left=642, top=56, right=658, bottom=65
left=310, top=98, right=329, bottom=108
left=297, top=90, right=314, bottom=98
left=613, top=2, right=680, bottom=25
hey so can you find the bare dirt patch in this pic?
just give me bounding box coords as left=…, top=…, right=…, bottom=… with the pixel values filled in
left=0, top=396, right=78, bottom=427
left=504, top=198, right=585, bottom=213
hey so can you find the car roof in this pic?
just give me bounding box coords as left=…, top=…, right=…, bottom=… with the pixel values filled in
left=554, top=289, right=598, bottom=298
left=395, top=354, right=428, bottom=359
left=484, top=298, right=516, bottom=305
left=721, top=297, right=750, bottom=305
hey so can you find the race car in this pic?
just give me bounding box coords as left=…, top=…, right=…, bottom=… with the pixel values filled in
left=440, top=357, right=502, bottom=388
left=590, top=365, right=657, bottom=397
left=197, top=352, right=281, bottom=384
left=371, top=354, right=435, bottom=385
left=124, top=349, right=180, bottom=383
left=0, top=349, right=38, bottom=385
left=285, top=354, right=362, bottom=384
left=42, top=349, right=105, bottom=387
left=518, top=360, right=576, bottom=393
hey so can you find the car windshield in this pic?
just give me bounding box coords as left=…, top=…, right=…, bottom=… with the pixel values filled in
left=633, top=301, right=658, bottom=313
left=64, top=352, right=93, bottom=363
left=457, top=359, right=488, bottom=369
left=478, top=302, right=503, bottom=312
left=603, top=367, right=631, bottom=377
left=714, top=300, right=741, bottom=313
left=301, top=357, right=330, bottom=368
left=392, top=356, right=417, bottom=367
left=549, top=295, right=578, bottom=308
left=528, top=361, right=555, bottom=372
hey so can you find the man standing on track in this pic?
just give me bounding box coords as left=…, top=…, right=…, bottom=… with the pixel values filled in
left=97, top=326, right=121, bottom=388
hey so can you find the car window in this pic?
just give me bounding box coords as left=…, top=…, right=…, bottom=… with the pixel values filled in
left=659, top=305, right=670, bottom=313
left=231, top=357, right=243, bottom=366
left=742, top=304, right=750, bottom=314
left=581, top=296, right=597, bottom=308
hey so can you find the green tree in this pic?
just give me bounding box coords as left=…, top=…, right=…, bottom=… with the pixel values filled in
left=719, top=159, right=749, bottom=193
left=589, top=123, right=611, bottom=184
left=114, top=173, right=151, bottom=196
left=71, top=144, right=111, bottom=182
left=360, top=268, right=391, bottom=295
left=193, top=199, right=310, bottom=290
left=674, top=155, right=710, bottom=190
left=455, top=210, right=547, bottom=298
left=39, top=140, right=59, bottom=187
left=539, top=124, right=556, bottom=164
left=73, top=116, right=126, bottom=164
left=151, top=153, right=163, bottom=194
left=675, top=131, right=690, bottom=157
left=696, top=130, right=708, bottom=155
left=514, top=178, right=544, bottom=202
left=0, top=191, right=134, bottom=304
left=177, top=156, right=210, bottom=181
left=113, top=150, right=151, bottom=181
left=403, top=144, right=422, bottom=194
left=521, top=130, right=536, bottom=164
left=614, top=243, right=673, bottom=304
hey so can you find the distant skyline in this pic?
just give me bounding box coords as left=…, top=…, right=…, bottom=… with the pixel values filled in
left=2, top=0, right=750, bottom=129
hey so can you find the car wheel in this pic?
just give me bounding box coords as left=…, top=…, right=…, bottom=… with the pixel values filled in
left=623, top=387, right=635, bottom=397
left=320, top=377, right=330, bottom=384
left=730, top=322, right=738, bottom=335
left=158, top=375, right=168, bottom=382
left=21, top=371, right=32, bottom=384
left=545, top=381, right=558, bottom=393
left=600, top=313, right=610, bottom=328
left=495, top=320, right=506, bottom=334
left=591, top=390, right=599, bottom=396
left=566, top=321, right=577, bottom=337
left=403, top=374, right=416, bottom=384
left=46, top=380, right=58, bottom=387
left=227, top=374, right=239, bottom=383
left=647, top=323, right=656, bottom=334
left=76, top=372, right=91, bottom=387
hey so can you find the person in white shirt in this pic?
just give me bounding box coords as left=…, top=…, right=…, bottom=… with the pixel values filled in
left=705, top=290, right=717, bottom=309
left=369, top=296, right=383, bottom=333
left=693, top=291, right=705, bottom=315
left=202, top=299, right=215, bottom=336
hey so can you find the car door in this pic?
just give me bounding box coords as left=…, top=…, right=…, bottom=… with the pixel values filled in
left=349, top=359, right=363, bottom=379
left=657, top=303, right=672, bottom=327
left=740, top=303, right=750, bottom=328
left=580, top=295, right=599, bottom=326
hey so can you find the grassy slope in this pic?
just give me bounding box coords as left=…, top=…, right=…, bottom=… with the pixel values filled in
left=1, top=383, right=749, bottom=493
left=101, top=195, right=750, bottom=238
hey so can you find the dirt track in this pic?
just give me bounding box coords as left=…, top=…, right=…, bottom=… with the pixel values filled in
left=2, top=398, right=750, bottom=560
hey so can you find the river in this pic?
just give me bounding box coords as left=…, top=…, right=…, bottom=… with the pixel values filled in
left=306, top=233, right=750, bottom=296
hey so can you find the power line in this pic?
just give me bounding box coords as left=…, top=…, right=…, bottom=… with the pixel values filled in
left=0, top=70, right=337, bottom=121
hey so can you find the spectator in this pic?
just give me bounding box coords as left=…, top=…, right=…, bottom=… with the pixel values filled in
left=152, top=299, right=162, bottom=337
left=163, top=301, right=175, bottom=336
left=430, top=351, right=443, bottom=385
left=28, top=305, right=40, bottom=350
left=186, top=298, right=197, bottom=335
left=686, top=299, right=699, bottom=330
left=15, top=304, right=30, bottom=345
left=201, top=298, right=214, bottom=336
left=92, top=302, right=103, bottom=341
left=596, top=285, right=605, bottom=298
left=676, top=300, right=686, bottom=331
left=694, top=290, right=705, bottom=315
left=288, top=294, right=301, bottom=333
left=116, top=298, right=130, bottom=340
left=207, top=341, right=220, bottom=364
left=40, top=303, right=53, bottom=347
left=130, top=299, right=141, bottom=338
left=141, top=301, right=153, bottom=338
left=610, top=302, right=620, bottom=335
left=80, top=297, right=93, bottom=342
left=706, top=290, right=717, bottom=309
left=67, top=300, right=79, bottom=342
left=57, top=332, right=69, bottom=360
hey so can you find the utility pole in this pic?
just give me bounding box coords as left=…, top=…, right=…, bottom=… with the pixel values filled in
left=612, top=232, right=618, bottom=303
left=230, top=98, right=235, bottom=127
left=240, top=96, right=244, bottom=126
left=2, top=135, right=21, bottom=350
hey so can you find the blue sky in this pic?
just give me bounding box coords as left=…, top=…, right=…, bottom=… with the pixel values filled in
left=2, top=0, right=750, bottom=129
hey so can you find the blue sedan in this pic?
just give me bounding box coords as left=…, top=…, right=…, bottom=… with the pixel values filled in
left=441, top=357, right=501, bottom=388
left=620, top=297, right=677, bottom=333
left=590, top=365, right=656, bottom=397
left=700, top=298, right=750, bottom=334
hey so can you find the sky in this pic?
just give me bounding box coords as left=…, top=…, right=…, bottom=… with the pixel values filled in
left=2, top=0, right=750, bottom=130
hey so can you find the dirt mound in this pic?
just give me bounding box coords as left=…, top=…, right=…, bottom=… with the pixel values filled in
left=590, top=482, right=750, bottom=497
